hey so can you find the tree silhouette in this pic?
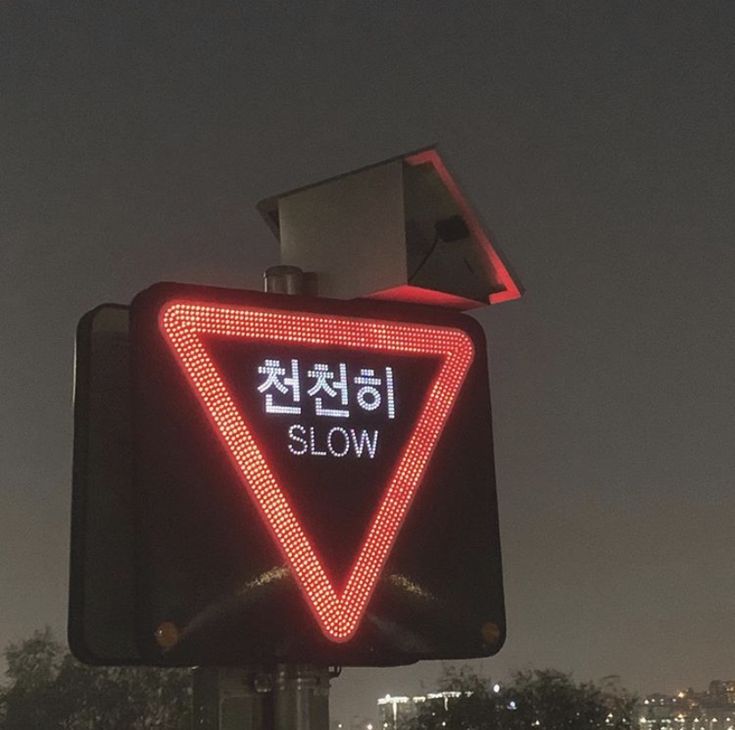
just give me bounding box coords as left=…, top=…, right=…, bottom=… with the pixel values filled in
left=408, top=666, right=636, bottom=730
left=0, top=628, right=191, bottom=729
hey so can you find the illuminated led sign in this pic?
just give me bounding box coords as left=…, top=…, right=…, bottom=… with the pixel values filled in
left=131, top=283, right=505, bottom=666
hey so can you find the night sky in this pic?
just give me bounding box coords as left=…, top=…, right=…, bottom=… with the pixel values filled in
left=2, top=1, right=734, bottom=723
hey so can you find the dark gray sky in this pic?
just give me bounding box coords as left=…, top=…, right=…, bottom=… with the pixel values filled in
left=2, top=0, right=734, bottom=723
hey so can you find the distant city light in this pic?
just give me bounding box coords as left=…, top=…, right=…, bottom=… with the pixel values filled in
left=378, top=679, right=735, bottom=730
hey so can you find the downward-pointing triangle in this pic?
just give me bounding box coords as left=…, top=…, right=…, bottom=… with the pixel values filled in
left=160, top=300, right=475, bottom=642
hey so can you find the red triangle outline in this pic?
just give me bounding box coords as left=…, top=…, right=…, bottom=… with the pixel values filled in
left=160, top=300, right=475, bottom=642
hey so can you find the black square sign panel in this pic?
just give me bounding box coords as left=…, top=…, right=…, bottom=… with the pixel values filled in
left=131, top=283, right=505, bottom=666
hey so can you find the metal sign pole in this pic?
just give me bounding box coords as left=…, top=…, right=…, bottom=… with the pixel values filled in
left=274, top=665, right=331, bottom=730
left=265, top=267, right=331, bottom=730
left=193, top=266, right=331, bottom=730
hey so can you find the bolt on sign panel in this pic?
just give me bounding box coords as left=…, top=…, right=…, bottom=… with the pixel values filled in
left=131, top=283, right=505, bottom=666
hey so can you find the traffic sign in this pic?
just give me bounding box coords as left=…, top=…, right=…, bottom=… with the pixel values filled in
left=69, top=304, right=140, bottom=665
left=131, top=282, right=505, bottom=666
